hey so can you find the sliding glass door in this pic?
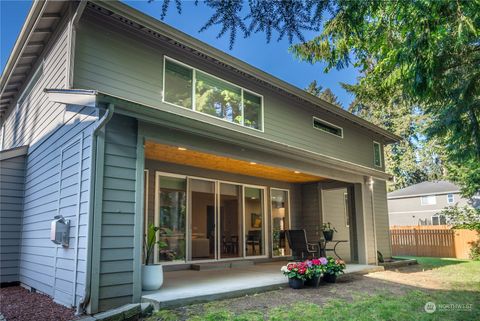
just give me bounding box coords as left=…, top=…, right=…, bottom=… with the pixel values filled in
left=271, top=189, right=290, bottom=257
left=155, top=174, right=187, bottom=263
left=190, top=178, right=216, bottom=261
left=244, top=187, right=266, bottom=257
left=219, top=183, right=243, bottom=259
left=154, top=172, right=268, bottom=263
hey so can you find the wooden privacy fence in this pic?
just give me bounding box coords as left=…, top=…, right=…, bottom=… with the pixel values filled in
left=390, top=225, right=479, bottom=259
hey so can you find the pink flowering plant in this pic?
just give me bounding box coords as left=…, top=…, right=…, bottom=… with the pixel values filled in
left=281, top=257, right=331, bottom=280
left=281, top=261, right=312, bottom=280
left=308, top=257, right=328, bottom=277
left=324, top=256, right=346, bottom=276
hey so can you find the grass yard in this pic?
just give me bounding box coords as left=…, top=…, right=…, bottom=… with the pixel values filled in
left=144, top=257, right=480, bottom=321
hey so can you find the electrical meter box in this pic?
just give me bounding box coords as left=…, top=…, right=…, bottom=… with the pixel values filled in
left=50, top=215, right=70, bottom=247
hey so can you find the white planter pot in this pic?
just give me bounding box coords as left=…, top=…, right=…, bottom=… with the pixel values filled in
left=142, top=264, right=163, bottom=291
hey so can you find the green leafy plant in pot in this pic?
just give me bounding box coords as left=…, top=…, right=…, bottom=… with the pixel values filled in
left=322, top=222, right=337, bottom=241
left=142, top=224, right=168, bottom=291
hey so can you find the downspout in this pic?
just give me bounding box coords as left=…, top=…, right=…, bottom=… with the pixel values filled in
left=77, top=103, right=114, bottom=315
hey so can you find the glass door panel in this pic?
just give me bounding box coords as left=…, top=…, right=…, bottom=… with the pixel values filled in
left=271, top=189, right=290, bottom=257
left=190, top=179, right=216, bottom=260
left=156, top=175, right=186, bottom=262
left=244, top=187, right=265, bottom=256
left=219, top=183, right=242, bottom=259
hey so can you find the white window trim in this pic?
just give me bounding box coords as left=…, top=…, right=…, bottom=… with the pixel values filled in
left=312, top=116, right=344, bottom=138
left=270, top=188, right=291, bottom=258
left=373, top=141, right=382, bottom=167
left=447, top=193, right=455, bottom=204
left=162, top=56, right=265, bottom=132
left=420, top=195, right=437, bottom=206
left=431, top=214, right=446, bottom=225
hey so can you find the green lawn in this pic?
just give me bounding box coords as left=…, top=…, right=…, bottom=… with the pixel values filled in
left=146, top=257, right=480, bottom=321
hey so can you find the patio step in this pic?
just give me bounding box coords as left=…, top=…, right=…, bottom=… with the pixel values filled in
left=191, top=260, right=254, bottom=271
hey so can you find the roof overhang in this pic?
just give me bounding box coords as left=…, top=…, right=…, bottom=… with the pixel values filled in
left=0, top=145, right=29, bottom=161
left=45, top=88, right=394, bottom=181
left=0, top=0, right=69, bottom=121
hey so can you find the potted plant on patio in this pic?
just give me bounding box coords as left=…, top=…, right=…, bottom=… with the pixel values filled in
left=322, top=222, right=337, bottom=241
left=322, top=256, right=346, bottom=283
left=142, top=224, right=168, bottom=291
left=304, top=257, right=328, bottom=287
left=281, top=262, right=310, bottom=289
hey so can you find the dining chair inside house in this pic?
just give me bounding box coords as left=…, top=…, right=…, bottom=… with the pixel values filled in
left=246, top=230, right=262, bottom=255
left=285, top=229, right=320, bottom=260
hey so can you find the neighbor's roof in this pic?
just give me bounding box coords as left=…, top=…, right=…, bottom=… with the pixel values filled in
left=388, top=181, right=461, bottom=199
left=1, top=0, right=401, bottom=144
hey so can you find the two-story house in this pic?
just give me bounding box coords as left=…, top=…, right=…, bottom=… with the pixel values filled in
left=0, top=0, right=399, bottom=314
left=388, top=180, right=477, bottom=226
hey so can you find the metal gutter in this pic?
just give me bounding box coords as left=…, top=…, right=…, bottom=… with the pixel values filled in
left=93, top=0, right=401, bottom=144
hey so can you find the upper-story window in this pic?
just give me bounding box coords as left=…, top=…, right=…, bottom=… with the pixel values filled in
left=447, top=193, right=455, bottom=204
left=421, top=195, right=436, bottom=206
left=163, top=57, right=263, bottom=131
left=373, top=141, right=382, bottom=167
left=312, top=117, right=343, bottom=138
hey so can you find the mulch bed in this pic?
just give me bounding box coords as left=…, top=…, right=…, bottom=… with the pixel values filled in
left=0, top=286, right=77, bottom=321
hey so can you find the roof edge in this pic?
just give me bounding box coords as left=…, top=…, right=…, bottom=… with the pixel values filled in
left=0, top=1, right=46, bottom=91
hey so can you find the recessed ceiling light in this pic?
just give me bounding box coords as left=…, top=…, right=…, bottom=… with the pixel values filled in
left=250, top=162, right=257, bottom=165
left=177, top=147, right=187, bottom=151
left=294, top=171, right=301, bottom=174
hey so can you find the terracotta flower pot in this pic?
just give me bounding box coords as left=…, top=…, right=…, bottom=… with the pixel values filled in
left=288, top=278, right=304, bottom=289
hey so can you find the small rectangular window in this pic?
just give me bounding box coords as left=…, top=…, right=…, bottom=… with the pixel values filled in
left=421, top=195, right=436, bottom=206
left=447, top=193, right=454, bottom=204
left=373, top=141, right=382, bottom=167
left=313, top=117, right=343, bottom=137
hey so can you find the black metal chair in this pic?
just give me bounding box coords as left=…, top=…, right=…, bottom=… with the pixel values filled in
left=285, top=229, right=319, bottom=260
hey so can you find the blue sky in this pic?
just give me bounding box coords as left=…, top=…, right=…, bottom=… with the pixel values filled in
left=0, top=0, right=359, bottom=107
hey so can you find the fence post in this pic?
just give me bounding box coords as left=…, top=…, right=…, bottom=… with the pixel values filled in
left=414, top=228, right=419, bottom=257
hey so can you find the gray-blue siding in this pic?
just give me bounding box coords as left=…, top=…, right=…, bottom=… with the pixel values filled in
left=19, top=107, right=95, bottom=307
left=95, top=114, right=138, bottom=311
left=0, top=155, right=26, bottom=284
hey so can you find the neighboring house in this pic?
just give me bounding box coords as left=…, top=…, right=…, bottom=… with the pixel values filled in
left=388, top=181, right=475, bottom=226
left=0, top=0, right=399, bottom=314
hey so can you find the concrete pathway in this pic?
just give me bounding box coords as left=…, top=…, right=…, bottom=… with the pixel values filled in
left=142, top=262, right=383, bottom=309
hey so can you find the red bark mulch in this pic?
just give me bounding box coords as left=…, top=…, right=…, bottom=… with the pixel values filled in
left=0, top=286, right=77, bottom=321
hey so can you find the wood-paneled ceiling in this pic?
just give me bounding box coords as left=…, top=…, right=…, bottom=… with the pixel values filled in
left=145, top=142, right=325, bottom=183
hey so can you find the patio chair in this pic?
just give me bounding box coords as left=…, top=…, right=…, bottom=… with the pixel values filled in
left=285, top=229, right=319, bottom=260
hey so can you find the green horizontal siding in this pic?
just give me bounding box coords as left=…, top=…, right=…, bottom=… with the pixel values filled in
left=74, top=9, right=384, bottom=170
left=98, top=114, right=138, bottom=312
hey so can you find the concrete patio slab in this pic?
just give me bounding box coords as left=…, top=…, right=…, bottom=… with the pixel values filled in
left=142, top=262, right=383, bottom=309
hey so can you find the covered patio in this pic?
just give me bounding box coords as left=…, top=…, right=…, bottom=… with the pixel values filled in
left=141, top=262, right=383, bottom=309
